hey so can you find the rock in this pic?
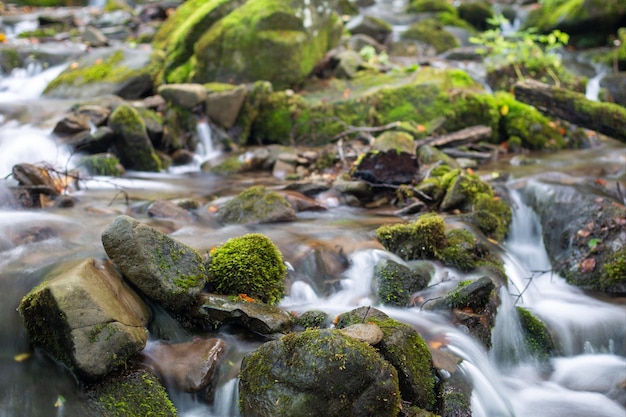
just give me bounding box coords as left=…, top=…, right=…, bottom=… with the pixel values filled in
left=215, top=185, right=296, bottom=224
left=83, top=25, right=109, bottom=47
left=206, top=85, right=247, bottom=128
left=147, top=199, right=193, bottom=222
left=331, top=49, right=364, bottom=79
left=352, top=150, right=419, bottom=185
left=193, top=293, right=293, bottom=335
left=18, top=258, right=150, bottom=381
left=86, top=365, right=177, bottom=417
left=155, top=0, right=343, bottom=89
left=345, top=14, right=392, bottom=44
left=140, top=337, right=227, bottom=395
left=43, top=47, right=154, bottom=100
left=372, top=131, right=415, bottom=153
left=80, top=153, right=125, bottom=176
left=402, top=18, right=460, bottom=54
left=339, top=323, right=384, bottom=345
left=11, top=163, right=59, bottom=196
left=278, top=190, right=328, bottom=212
left=157, top=83, right=208, bottom=109
left=600, top=73, right=626, bottom=107
left=52, top=113, right=92, bottom=137
left=108, top=103, right=162, bottom=172
left=336, top=306, right=437, bottom=410
left=239, top=328, right=401, bottom=417
left=519, top=174, right=626, bottom=293
left=101, top=215, right=207, bottom=314
left=374, top=259, right=431, bottom=307
left=293, top=310, right=329, bottom=330
left=331, top=178, right=373, bottom=200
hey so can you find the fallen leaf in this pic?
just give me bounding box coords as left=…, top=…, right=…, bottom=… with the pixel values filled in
left=579, top=258, right=596, bottom=273
left=238, top=293, right=255, bottom=302
left=54, top=395, right=65, bottom=408
left=342, top=88, right=351, bottom=99
left=429, top=340, right=443, bottom=349
left=13, top=352, right=31, bottom=362
left=577, top=229, right=591, bottom=238
left=417, top=124, right=426, bottom=133
left=500, top=105, right=509, bottom=116
left=594, top=178, right=607, bottom=187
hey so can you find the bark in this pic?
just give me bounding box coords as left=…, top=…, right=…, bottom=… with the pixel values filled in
left=513, top=79, right=626, bottom=143
left=414, top=125, right=492, bottom=149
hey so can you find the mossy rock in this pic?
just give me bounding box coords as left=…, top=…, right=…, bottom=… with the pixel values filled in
left=376, top=213, right=447, bottom=261
left=216, top=185, right=296, bottom=224
left=457, top=1, right=494, bottom=31
left=408, top=0, right=456, bottom=14
left=157, top=0, right=343, bottom=89
left=374, top=259, right=432, bottom=306
left=87, top=366, right=177, bottom=417
left=516, top=307, right=556, bottom=361
left=80, top=153, right=125, bottom=176
left=402, top=18, right=460, bottom=54
left=43, top=47, right=155, bottom=99
left=239, top=328, right=401, bottom=417
left=207, top=233, right=287, bottom=305
left=486, top=62, right=585, bottom=96
left=336, top=307, right=437, bottom=411
left=524, top=0, right=626, bottom=47
left=108, top=104, right=162, bottom=172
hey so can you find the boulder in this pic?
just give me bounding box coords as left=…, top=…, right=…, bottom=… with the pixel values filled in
left=193, top=293, right=293, bottom=334
left=140, top=337, right=227, bottom=395
left=101, top=215, right=207, bottom=313
left=18, top=258, right=150, bottom=381
left=239, top=328, right=401, bottom=417
left=154, top=0, right=343, bottom=89
left=157, top=83, right=208, bottom=109
left=108, top=103, right=162, bottom=172
left=206, top=84, right=248, bottom=128
left=374, top=259, right=431, bottom=307
left=43, top=47, right=154, bottom=99
left=352, top=150, right=419, bottom=185
left=215, top=185, right=296, bottom=224
left=336, top=306, right=437, bottom=410
left=600, top=73, right=626, bottom=107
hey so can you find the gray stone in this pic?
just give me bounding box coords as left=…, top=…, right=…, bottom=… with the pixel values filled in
left=18, top=258, right=149, bottom=381
left=158, top=83, right=208, bottom=109
left=205, top=85, right=247, bottom=128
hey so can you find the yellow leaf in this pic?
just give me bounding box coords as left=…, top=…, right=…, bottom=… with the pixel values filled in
left=500, top=105, right=509, bottom=116
left=14, top=352, right=31, bottom=362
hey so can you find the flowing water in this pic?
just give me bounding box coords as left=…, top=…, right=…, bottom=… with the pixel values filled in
left=0, top=6, right=625, bottom=417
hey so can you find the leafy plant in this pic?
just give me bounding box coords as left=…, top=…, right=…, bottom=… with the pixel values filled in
left=470, top=14, right=569, bottom=85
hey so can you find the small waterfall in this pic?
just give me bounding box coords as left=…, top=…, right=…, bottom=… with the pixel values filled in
left=585, top=63, right=608, bottom=101
left=0, top=63, right=68, bottom=102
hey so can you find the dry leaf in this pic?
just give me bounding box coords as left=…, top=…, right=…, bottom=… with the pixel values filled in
left=579, top=258, right=596, bottom=273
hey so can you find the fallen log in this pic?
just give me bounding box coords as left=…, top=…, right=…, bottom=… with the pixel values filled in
left=414, top=125, right=493, bottom=149
left=513, top=79, right=626, bottom=143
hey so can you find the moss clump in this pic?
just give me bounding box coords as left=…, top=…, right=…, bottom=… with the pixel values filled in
left=402, top=18, right=460, bottom=54
left=495, top=92, right=566, bottom=150
left=88, top=367, right=177, bottom=417
left=457, top=1, right=494, bottom=31
left=376, top=213, right=447, bottom=261
left=600, top=247, right=626, bottom=291
left=438, top=229, right=478, bottom=272
left=216, top=185, right=295, bottom=224
left=207, top=233, right=287, bottom=305
left=81, top=153, right=125, bottom=176
left=374, top=260, right=431, bottom=306
left=516, top=307, right=556, bottom=361
left=294, top=310, right=329, bottom=330
left=408, top=0, right=456, bottom=14
left=444, top=279, right=473, bottom=308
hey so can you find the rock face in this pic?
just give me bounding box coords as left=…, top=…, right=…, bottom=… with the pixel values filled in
left=238, top=328, right=401, bottom=417
left=154, top=0, right=343, bottom=89
left=18, top=258, right=150, bottom=381
left=101, top=215, right=208, bottom=313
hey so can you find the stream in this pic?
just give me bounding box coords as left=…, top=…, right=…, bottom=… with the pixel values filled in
left=1, top=3, right=625, bottom=417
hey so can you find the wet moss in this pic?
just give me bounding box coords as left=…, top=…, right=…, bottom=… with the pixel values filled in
left=376, top=213, right=447, bottom=261
left=438, top=229, right=478, bottom=272
left=600, top=247, right=626, bottom=291
left=207, top=233, right=287, bottom=305
left=81, top=153, right=124, bottom=176
left=516, top=306, right=556, bottom=360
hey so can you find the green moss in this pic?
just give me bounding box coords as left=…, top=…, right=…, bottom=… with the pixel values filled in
left=376, top=213, right=447, bottom=261
left=457, top=1, right=494, bottom=31
left=17, top=26, right=62, bottom=38
left=408, top=0, right=456, bottom=14
left=444, top=279, right=473, bottom=307
left=374, top=260, right=430, bottom=306
left=216, top=185, right=294, bottom=224
left=516, top=307, right=556, bottom=360
left=81, top=154, right=124, bottom=176
left=44, top=50, right=138, bottom=94
left=295, top=310, right=328, bottom=329
left=600, top=247, right=626, bottom=290
left=402, top=18, right=460, bottom=54
left=207, top=233, right=287, bottom=305
left=438, top=229, right=478, bottom=272
left=90, top=368, right=177, bottom=417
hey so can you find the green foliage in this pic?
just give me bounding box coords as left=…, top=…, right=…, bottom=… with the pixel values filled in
left=470, top=15, right=569, bottom=82
left=207, top=233, right=287, bottom=305
left=359, top=45, right=389, bottom=65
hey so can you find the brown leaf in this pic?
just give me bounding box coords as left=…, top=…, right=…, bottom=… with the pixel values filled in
left=579, top=258, right=596, bottom=273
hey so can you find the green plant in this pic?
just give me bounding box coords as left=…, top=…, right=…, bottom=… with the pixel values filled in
left=359, top=45, right=389, bottom=65
left=470, top=14, right=569, bottom=84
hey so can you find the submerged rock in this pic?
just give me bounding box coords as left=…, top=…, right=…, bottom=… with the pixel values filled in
left=18, top=258, right=150, bottom=381
left=101, top=215, right=207, bottom=314
left=239, top=328, right=401, bottom=417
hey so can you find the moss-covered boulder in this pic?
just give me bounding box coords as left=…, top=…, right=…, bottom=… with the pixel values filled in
left=351, top=150, right=419, bottom=185
left=408, top=0, right=456, bottom=14
left=402, top=18, right=461, bottom=54
left=101, top=215, right=208, bottom=314
left=87, top=366, right=177, bottom=417
left=239, top=328, right=401, bottom=417
left=108, top=104, right=162, bottom=172
left=457, top=1, right=493, bottom=31
left=524, top=0, right=626, bottom=47
left=18, top=258, right=150, bottom=381
left=80, top=153, right=125, bottom=176
left=373, top=259, right=432, bottom=306
left=206, top=233, right=287, bottom=305
left=43, top=47, right=154, bottom=99
left=216, top=185, right=296, bottom=224
left=336, top=307, right=437, bottom=411
left=154, top=0, right=343, bottom=89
